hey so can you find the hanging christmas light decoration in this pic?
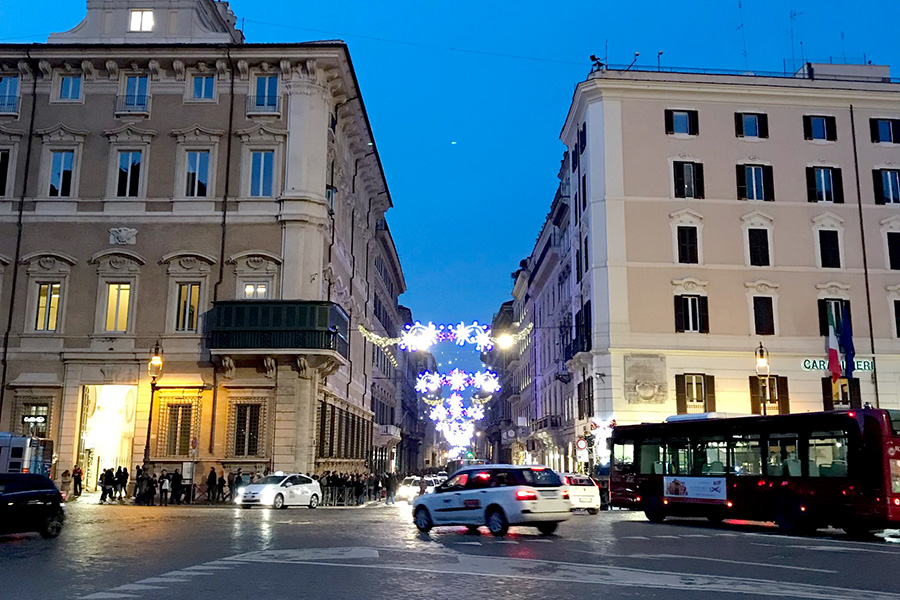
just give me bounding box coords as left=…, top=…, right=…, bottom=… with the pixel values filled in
left=416, top=368, right=500, bottom=452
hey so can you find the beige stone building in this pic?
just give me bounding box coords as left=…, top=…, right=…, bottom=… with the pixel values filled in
left=0, top=0, right=416, bottom=489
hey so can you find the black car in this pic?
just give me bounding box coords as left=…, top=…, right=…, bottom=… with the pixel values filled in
left=0, top=473, right=66, bottom=538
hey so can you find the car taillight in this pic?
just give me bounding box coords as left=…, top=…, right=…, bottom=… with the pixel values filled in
left=563, top=476, right=569, bottom=485
left=515, top=489, right=538, bottom=501
left=562, top=490, right=570, bottom=500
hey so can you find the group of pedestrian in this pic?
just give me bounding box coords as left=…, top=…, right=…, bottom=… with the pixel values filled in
left=317, top=471, right=402, bottom=505
left=133, top=465, right=185, bottom=506
left=97, top=466, right=129, bottom=503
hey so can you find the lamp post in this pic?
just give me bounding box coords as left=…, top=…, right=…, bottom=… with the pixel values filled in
left=755, top=342, right=770, bottom=416
left=143, top=341, right=163, bottom=469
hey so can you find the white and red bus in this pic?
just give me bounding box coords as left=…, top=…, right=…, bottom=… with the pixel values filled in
left=609, top=408, right=900, bottom=535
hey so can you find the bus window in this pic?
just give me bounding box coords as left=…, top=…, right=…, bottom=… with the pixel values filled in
left=696, top=438, right=728, bottom=475
left=767, top=433, right=800, bottom=477
left=666, top=439, right=691, bottom=475
left=729, top=435, right=762, bottom=476
left=638, top=440, right=664, bottom=475
left=892, top=459, right=900, bottom=494
left=808, top=431, right=849, bottom=478
left=613, top=443, right=635, bottom=474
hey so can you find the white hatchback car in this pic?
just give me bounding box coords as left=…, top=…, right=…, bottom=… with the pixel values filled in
left=236, top=473, right=321, bottom=509
left=412, top=465, right=571, bottom=536
left=561, top=473, right=602, bottom=514
left=397, top=476, right=439, bottom=502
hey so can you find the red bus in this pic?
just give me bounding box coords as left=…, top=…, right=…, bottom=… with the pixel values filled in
left=609, top=408, right=900, bottom=535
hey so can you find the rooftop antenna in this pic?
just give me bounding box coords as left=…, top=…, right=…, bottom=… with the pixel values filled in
left=790, top=10, right=803, bottom=71
left=737, top=1, right=750, bottom=71
left=626, top=51, right=639, bottom=71
left=657, top=50, right=663, bottom=72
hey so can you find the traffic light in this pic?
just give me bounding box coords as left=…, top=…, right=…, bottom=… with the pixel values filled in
left=465, top=450, right=475, bottom=459
left=585, top=434, right=595, bottom=448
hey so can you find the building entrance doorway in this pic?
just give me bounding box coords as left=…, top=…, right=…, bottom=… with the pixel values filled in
left=77, top=385, right=137, bottom=491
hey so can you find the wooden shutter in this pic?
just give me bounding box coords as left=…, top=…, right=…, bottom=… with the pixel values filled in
left=825, top=116, right=837, bottom=141
left=734, top=113, right=744, bottom=137
left=664, top=109, right=674, bottom=134
left=832, top=168, right=844, bottom=204
left=893, top=120, right=900, bottom=143
left=688, top=111, right=699, bottom=135
left=870, top=118, right=880, bottom=143
left=736, top=164, right=747, bottom=199
left=699, top=296, right=710, bottom=333
left=675, top=374, right=687, bottom=414
left=822, top=377, right=835, bottom=411
left=758, top=114, right=769, bottom=138
left=749, top=376, right=762, bottom=415
left=850, top=379, right=862, bottom=409
left=704, top=375, right=716, bottom=412
left=873, top=170, right=885, bottom=205
left=806, top=167, right=818, bottom=202
left=777, top=376, right=791, bottom=414
left=695, top=163, right=705, bottom=199
left=674, top=296, right=685, bottom=332
left=802, top=115, right=813, bottom=140
left=763, top=165, right=775, bottom=201
left=818, top=299, right=828, bottom=336
left=895, top=300, right=900, bottom=336
left=673, top=162, right=685, bottom=198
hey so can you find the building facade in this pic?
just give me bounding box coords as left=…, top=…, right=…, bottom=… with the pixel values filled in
left=0, top=0, right=413, bottom=489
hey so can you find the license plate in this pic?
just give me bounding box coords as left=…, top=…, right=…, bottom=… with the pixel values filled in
left=580, top=498, right=591, bottom=503
left=539, top=490, right=557, bottom=498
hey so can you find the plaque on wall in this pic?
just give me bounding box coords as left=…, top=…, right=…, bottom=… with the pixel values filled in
left=624, top=354, right=667, bottom=404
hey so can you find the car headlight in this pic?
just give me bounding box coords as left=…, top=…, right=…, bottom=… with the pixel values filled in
left=237, top=487, right=246, bottom=496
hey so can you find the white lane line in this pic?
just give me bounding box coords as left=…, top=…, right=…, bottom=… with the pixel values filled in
left=654, top=535, right=680, bottom=539
left=628, top=553, right=838, bottom=574
left=679, top=534, right=710, bottom=538
left=524, top=539, right=552, bottom=543
left=752, top=542, right=900, bottom=556
left=135, top=577, right=190, bottom=584
left=113, top=584, right=166, bottom=591
left=185, top=566, right=232, bottom=571
left=82, top=594, right=140, bottom=599
left=162, top=570, right=216, bottom=577
left=494, top=541, right=519, bottom=544
left=620, top=536, right=651, bottom=540
left=453, top=542, right=482, bottom=546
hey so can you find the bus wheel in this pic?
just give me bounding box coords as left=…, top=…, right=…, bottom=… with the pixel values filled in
left=643, top=497, right=666, bottom=523
left=775, top=498, right=814, bottom=534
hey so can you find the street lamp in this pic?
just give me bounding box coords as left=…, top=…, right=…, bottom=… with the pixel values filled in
left=143, top=341, right=163, bottom=469
left=755, top=342, right=770, bottom=416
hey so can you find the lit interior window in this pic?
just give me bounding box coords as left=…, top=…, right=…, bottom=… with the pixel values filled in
left=129, top=10, right=155, bottom=32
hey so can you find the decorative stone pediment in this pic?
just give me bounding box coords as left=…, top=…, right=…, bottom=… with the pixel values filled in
left=740, top=210, right=774, bottom=227
left=228, top=251, right=281, bottom=275
left=0, top=125, right=24, bottom=142
left=880, top=215, right=900, bottom=231
left=812, top=212, right=844, bottom=229
left=34, top=123, right=89, bottom=143
left=672, top=277, right=708, bottom=295
left=170, top=124, right=225, bottom=143
left=21, top=251, right=77, bottom=276
left=104, top=124, right=157, bottom=144
left=160, top=251, right=216, bottom=275
left=668, top=208, right=703, bottom=225
left=89, top=249, right=145, bottom=275
left=744, top=279, right=780, bottom=294
left=234, top=124, right=287, bottom=144
left=815, top=281, right=851, bottom=298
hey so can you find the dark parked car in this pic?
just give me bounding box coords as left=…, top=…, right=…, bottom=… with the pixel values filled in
left=0, top=473, right=66, bottom=538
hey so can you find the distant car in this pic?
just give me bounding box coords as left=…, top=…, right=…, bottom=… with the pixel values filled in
left=435, top=471, right=448, bottom=483
left=412, top=465, right=571, bottom=536
left=0, top=473, right=66, bottom=538
left=235, top=473, right=321, bottom=509
left=561, top=473, right=602, bottom=514
left=397, top=476, right=439, bottom=502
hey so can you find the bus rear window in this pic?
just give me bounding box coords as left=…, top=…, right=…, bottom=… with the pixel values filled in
left=517, top=469, right=563, bottom=488
left=888, top=410, right=900, bottom=435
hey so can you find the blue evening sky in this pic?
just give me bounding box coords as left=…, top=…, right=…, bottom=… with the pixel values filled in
left=2, top=1, right=898, bottom=333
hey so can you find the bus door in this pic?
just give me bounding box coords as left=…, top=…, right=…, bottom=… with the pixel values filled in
left=805, top=429, right=851, bottom=514
left=727, top=434, right=764, bottom=516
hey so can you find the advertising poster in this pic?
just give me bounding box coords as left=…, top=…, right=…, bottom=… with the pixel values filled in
left=663, top=476, right=727, bottom=504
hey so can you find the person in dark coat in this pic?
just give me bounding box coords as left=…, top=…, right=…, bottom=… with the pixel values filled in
left=72, top=465, right=83, bottom=497
left=117, top=467, right=129, bottom=500
left=170, top=469, right=183, bottom=505
left=206, top=468, right=217, bottom=504
left=217, top=474, right=226, bottom=503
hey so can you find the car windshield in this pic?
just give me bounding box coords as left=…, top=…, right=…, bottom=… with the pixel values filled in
left=255, top=476, right=286, bottom=486
left=888, top=410, right=900, bottom=435
left=569, top=477, right=593, bottom=486
left=517, top=468, right=563, bottom=488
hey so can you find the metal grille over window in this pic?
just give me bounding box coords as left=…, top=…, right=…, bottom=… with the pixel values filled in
left=156, top=392, right=202, bottom=458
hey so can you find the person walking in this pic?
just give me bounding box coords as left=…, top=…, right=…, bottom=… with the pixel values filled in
left=147, top=473, right=159, bottom=506
left=60, top=470, right=72, bottom=500
left=217, top=474, right=226, bottom=503
left=114, top=467, right=123, bottom=499
left=206, top=467, right=217, bottom=504
left=354, top=475, right=365, bottom=506
left=385, top=472, right=397, bottom=505
left=72, top=465, right=82, bottom=497
left=133, top=465, right=143, bottom=500
left=171, top=469, right=183, bottom=505
left=159, top=470, right=170, bottom=506
left=118, top=466, right=129, bottom=500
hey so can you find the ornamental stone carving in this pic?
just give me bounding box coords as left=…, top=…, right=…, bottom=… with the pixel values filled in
left=221, top=356, right=235, bottom=379
left=264, top=357, right=277, bottom=379
left=109, top=227, right=137, bottom=245
left=624, top=354, right=668, bottom=405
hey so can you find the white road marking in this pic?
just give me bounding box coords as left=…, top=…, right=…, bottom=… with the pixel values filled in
left=654, top=535, right=680, bottom=539
left=620, top=536, right=651, bottom=540
left=161, top=570, right=215, bottom=577
left=184, top=566, right=231, bottom=571
left=680, top=534, right=709, bottom=538
left=112, top=584, right=165, bottom=591
left=453, top=542, right=483, bottom=546
left=135, top=577, right=190, bottom=584
left=524, top=539, right=552, bottom=543
left=82, top=594, right=140, bottom=599
left=752, top=542, right=900, bottom=556
left=494, top=541, right=519, bottom=544
left=628, top=553, right=838, bottom=573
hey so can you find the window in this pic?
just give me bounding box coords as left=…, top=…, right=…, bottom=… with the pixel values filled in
left=676, top=226, right=698, bottom=264
left=673, top=161, right=704, bottom=198
left=817, top=298, right=850, bottom=337
left=175, top=283, right=200, bottom=332
left=129, top=9, right=155, bottom=32
left=185, top=151, right=210, bottom=197
left=116, top=151, right=142, bottom=197
left=123, top=75, right=149, bottom=111
left=253, top=75, right=278, bottom=111
left=675, top=373, right=715, bottom=414
left=749, top=376, right=788, bottom=415
left=243, top=282, right=268, bottom=299
left=895, top=300, right=900, bottom=337
left=234, top=404, right=261, bottom=456
left=674, top=295, right=709, bottom=333
left=166, top=404, right=192, bottom=456
left=888, top=232, right=900, bottom=270
left=48, top=150, right=74, bottom=197
left=870, top=118, right=900, bottom=144
left=748, top=228, right=770, bottom=266
left=736, top=164, right=773, bottom=201
left=767, top=433, right=800, bottom=476
left=753, top=296, right=775, bottom=335
left=874, top=169, right=900, bottom=204
left=665, top=109, right=698, bottom=135
left=0, top=148, right=10, bottom=197
left=20, top=403, right=49, bottom=438
left=735, top=112, right=768, bottom=138
left=808, top=431, right=849, bottom=477
left=0, top=75, right=18, bottom=113
left=105, top=283, right=131, bottom=332
left=806, top=167, right=843, bottom=203
left=822, top=377, right=861, bottom=410
left=58, top=75, right=81, bottom=101
left=192, top=75, right=215, bottom=101
left=819, top=230, right=841, bottom=268
left=803, top=115, right=837, bottom=141
left=729, top=435, right=763, bottom=475
left=34, top=282, right=61, bottom=332
left=250, top=150, right=274, bottom=197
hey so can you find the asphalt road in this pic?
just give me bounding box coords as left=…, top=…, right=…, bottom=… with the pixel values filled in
left=2, top=498, right=900, bottom=600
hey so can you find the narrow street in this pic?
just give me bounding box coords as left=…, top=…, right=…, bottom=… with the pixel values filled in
left=3, top=501, right=900, bottom=600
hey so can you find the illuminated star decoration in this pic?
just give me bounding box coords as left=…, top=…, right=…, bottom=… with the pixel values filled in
left=416, top=368, right=500, bottom=455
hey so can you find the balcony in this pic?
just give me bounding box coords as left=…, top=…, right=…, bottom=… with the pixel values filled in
left=246, top=96, right=281, bottom=116
left=374, top=424, right=401, bottom=446
left=116, top=94, right=151, bottom=115
left=533, top=415, right=561, bottom=432
left=208, top=300, right=349, bottom=359
left=0, top=95, right=20, bottom=116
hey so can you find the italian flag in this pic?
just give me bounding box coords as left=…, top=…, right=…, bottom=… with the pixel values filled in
left=826, top=310, right=841, bottom=383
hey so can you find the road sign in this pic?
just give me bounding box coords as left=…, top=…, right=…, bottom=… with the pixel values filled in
left=576, top=449, right=589, bottom=462
left=575, top=438, right=588, bottom=451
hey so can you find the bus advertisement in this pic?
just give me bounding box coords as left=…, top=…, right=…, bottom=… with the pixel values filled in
left=0, top=433, right=53, bottom=476
left=609, top=408, right=900, bottom=535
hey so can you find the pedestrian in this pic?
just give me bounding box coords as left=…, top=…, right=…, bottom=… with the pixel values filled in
left=114, top=466, right=123, bottom=499
left=148, top=473, right=159, bottom=505
left=118, top=466, right=129, bottom=500
left=159, top=470, right=170, bottom=506
left=206, top=467, right=217, bottom=504
left=354, top=475, right=365, bottom=506
left=385, top=472, right=397, bottom=505
left=418, top=476, right=427, bottom=497
left=171, top=469, right=183, bottom=505
left=234, top=468, right=243, bottom=491
left=72, top=465, right=82, bottom=497
left=60, top=470, right=72, bottom=500
left=217, top=474, right=226, bottom=503
left=227, top=471, right=235, bottom=502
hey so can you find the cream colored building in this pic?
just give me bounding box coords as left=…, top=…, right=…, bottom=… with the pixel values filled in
left=0, top=0, right=414, bottom=488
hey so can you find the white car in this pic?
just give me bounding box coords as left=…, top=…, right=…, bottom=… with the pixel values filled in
left=412, top=465, right=572, bottom=536
left=236, top=473, right=321, bottom=509
left=397, top=476, right=439, bottom=502
left=562, top=473, right=602, bottom=514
